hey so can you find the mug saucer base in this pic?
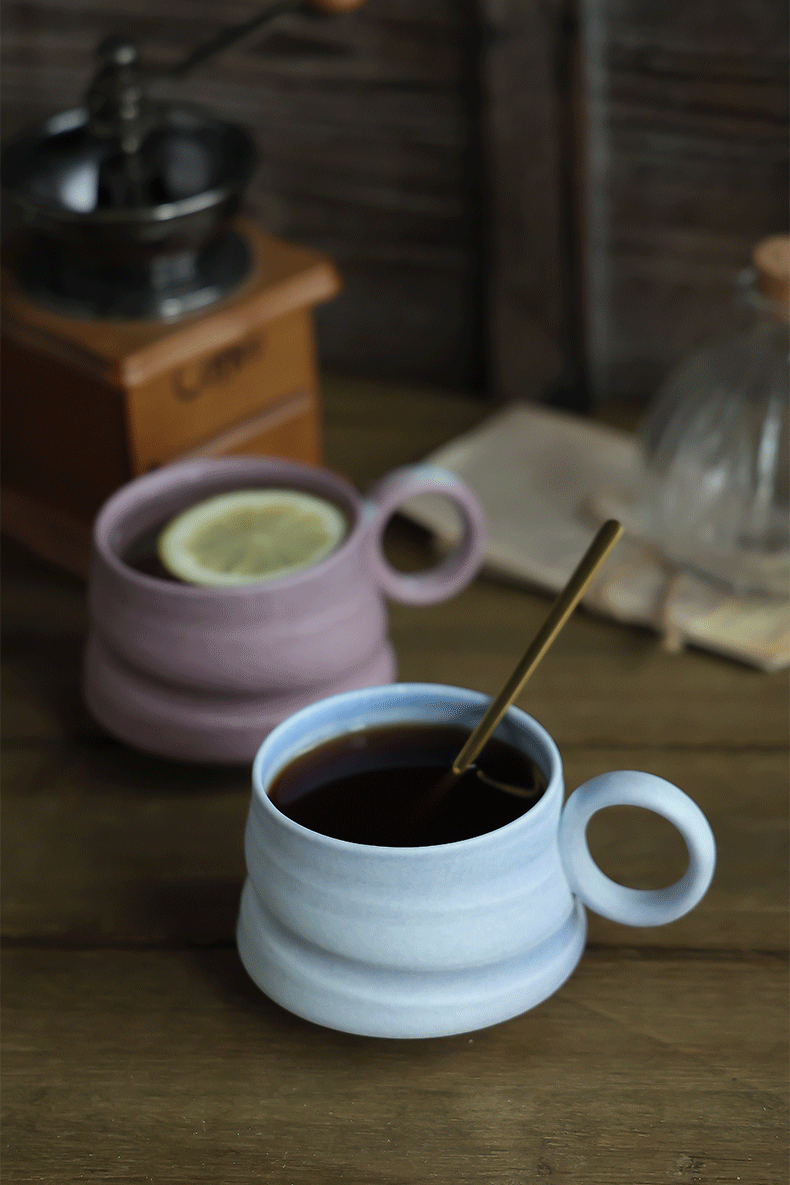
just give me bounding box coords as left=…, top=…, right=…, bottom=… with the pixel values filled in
left=236, top=879, right=588, bottom=1039
left=83, top=635, right=397, bottom=764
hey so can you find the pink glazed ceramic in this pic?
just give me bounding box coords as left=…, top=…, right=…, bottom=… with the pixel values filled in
left=84, top=456, right=485, bottom=763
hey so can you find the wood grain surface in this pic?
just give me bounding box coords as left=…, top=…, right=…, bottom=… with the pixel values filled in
left=3, top=2, right=786, bottom=405
left=4, top=948, right=785, bottom=1183
left=2, top=378, right=788, bottom=1182
left=478, top=0, right=569, bottom=406
left=1, top=1, right=486, bottom=389
left=580, top=0, right=789, bottom=403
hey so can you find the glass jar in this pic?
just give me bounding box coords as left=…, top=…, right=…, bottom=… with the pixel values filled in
left=638, top=236, right=790, bottom=597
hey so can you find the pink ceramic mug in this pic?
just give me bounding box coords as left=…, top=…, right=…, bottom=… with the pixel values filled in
left=84, top=456, right=486, bottom=763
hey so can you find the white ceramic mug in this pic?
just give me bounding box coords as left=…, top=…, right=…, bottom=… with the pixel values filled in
left=237, top=683, right=716, bottom=1039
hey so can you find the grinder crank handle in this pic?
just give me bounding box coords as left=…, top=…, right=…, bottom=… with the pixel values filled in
left=84, top=0, right=367, bottom=148
left=308, top=0, right=368, bottom=11
left=167, top=0, right=367, bottom=80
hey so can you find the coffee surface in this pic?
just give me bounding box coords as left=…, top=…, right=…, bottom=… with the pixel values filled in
left=122, top=521, right=179, bottom=580
left=268, top=723, right=546, bottom=846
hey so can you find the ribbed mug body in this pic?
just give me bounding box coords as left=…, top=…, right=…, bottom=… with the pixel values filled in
left=237, top=684, right=587, bottom=1038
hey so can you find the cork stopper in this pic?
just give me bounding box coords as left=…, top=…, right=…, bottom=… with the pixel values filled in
left=753, top=235, right=790, bottom=317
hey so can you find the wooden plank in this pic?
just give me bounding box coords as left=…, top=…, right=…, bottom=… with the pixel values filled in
left=322, top=374, right=489, bottom=485
left=1, top=377, right=787, bottom=1184
left=3, top=380, right=787, bottom=740
left=1, top=1, right=486, bottom=389
left=387, top=579, right=789, bottom=749
left=0, top=377, right=486, bottom=737
left=565, top=748, right=789, bottom=952
left=1, top=2, right=468, bottom=88
left=579, top=0, right=789, bottom=403
left=1, top=747, right=250, bottom=946
left=3, top=525, right=787, bottom=751
left=2, top=381, right=787, bottom=953
left=2, top=741, right=786, bottom=950
left=2, top=947, right=787, bottom=1183
left=478, top=0, right=568, bottom=404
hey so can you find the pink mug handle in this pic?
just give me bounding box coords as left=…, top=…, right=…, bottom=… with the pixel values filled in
left=363, top=465, right=486, bottom=605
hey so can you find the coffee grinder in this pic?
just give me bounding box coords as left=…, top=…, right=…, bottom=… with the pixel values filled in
left=1, top=0, right=364, bottom=575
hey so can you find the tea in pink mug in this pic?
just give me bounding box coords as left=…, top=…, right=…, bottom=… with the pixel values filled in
left=84, top=456, right=486, bottom=763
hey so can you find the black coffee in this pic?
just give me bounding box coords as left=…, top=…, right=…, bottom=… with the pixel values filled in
left=268, top=723, right=546, bottom=847
left=122, top=520, right=179, bottom=580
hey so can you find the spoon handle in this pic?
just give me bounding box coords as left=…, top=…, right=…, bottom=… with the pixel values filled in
left=451, top=519, right=623, bottom=777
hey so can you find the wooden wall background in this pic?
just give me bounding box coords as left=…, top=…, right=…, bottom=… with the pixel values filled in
left=2, top=0, right=788, bottom=406
left=579, top=0, right=790, bottom=404
left=1, top=0, right=486, bottom=391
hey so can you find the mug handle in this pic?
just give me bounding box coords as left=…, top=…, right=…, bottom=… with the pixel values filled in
left=364, top=464, right=486, bottom=605
left=558, top=772, right=716, bottom=926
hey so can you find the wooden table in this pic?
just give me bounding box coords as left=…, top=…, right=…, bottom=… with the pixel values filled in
left=3, top=378, right=788, bottom=1183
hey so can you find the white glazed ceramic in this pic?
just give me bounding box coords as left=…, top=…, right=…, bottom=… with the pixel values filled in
left=237, top=684, right=716, bottom=1039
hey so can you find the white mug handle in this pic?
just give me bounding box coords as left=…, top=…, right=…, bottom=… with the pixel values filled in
left=558, top=772, right=716, bottom=926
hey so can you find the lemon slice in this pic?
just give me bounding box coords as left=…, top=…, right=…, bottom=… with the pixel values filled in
left=157, top=489, right=347, bottom=587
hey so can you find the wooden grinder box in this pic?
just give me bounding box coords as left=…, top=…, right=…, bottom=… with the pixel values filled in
left=1, top=218, right=340, bottom=575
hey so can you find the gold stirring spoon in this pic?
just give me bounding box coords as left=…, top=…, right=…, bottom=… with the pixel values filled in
left=424, top=519, right=624, bottom=813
